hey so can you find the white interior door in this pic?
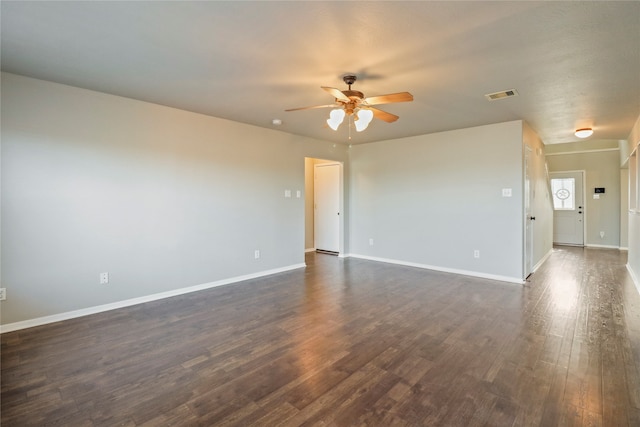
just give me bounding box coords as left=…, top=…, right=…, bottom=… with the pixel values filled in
left=314, top=163, right=340, bottom=253
left=551, top=171, right=584, bottom=245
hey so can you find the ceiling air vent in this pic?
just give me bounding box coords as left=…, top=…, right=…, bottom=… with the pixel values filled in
left=485, top=89, right=519, bottom=101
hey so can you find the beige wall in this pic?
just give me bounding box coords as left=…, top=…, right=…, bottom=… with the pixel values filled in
left=1, top=73, right=349, bottom=326
left=348, top=120, right=542, bottom=282
left=0, top=70, right=578, bottom=327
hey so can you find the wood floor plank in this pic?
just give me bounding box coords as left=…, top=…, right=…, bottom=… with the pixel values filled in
left=2, top=246, right=639, bottom=426
left=484, top=396, right=517, bottom=427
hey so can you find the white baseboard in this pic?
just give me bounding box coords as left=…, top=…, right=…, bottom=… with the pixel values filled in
left=348, top=254, right=524, bottom=284
left=619, top=247, right=629, bottom=251
left=585, top=244, right=620, bottom=249
left=627, top=264, right=640, bottom=296
left=309, top=248, right=346, bottom=258
left=0, top=263, right=306, bottom=334
left=531, top=248, right=553, bottom=274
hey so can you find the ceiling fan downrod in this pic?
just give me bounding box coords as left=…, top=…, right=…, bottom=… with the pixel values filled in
left=343, top=74, right=357, bottom=91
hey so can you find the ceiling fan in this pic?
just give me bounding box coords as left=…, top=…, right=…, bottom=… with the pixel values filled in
left=285, top=74, right=413, bottom=133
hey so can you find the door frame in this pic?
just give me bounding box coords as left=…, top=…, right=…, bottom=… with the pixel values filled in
left=309, top=160, right=345, bottom=256
left=550, top=169, right=586, bottom=246
left=524, top=146, right=533, bottom=278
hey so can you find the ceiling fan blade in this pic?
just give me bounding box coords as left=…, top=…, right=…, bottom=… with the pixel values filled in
left=368, top=107, right=399, bottom=123
left=285, top=104, right=339, bottom=112
left=322, top=86, right=350, bottom=102
left=364, top=92, right=413, bottom=105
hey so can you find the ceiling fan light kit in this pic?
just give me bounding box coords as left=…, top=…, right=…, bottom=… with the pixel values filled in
left=286, top=74, right=413, bottom=138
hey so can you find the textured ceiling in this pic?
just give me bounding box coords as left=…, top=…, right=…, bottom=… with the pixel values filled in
left=2, top=1, right=639, bottom=145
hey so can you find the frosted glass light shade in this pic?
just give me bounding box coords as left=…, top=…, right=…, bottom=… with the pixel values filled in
left=327, top=109, right=345, bottom=131
left=354, top=109, right=374, bottom=132
left=574, top=128, right=593, bottom=138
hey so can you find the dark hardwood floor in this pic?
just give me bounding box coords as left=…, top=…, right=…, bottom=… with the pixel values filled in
left=2, top=247, right=640, bottom=426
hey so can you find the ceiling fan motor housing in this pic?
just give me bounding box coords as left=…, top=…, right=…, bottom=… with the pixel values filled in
left=339, top=91, right=364, bottom=115
left=342, top=90, right=364, bottom=100
left=343, top=74, right=357, bottom=87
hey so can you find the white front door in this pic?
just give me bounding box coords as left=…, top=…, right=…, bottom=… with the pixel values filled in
left=314, top=163, right=341, bottom=253
left=551, top=171, right=584, bottom=246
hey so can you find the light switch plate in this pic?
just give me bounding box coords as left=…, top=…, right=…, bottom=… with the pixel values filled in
left=502, top=188, right=512, bottom=197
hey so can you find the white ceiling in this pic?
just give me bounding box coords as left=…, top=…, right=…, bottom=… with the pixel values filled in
left=2, top=1, right=639, bottom=145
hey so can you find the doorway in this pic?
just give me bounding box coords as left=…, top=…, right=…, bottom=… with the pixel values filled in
left=304, top=158, right=343, bottom=255
left=550, top=171, right=585, bottom=246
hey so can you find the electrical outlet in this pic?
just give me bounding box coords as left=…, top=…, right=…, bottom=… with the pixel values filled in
left=0, top=288, right=6, bottom=301
left=474, top=250, right=480, bottom=258
left=100, top=272, right=109, bottom=284
left=600, top=231, right=605, bottom=239
left=254, top=250, right=260, bottom=259
left=369, top=238, right=374, bottom=246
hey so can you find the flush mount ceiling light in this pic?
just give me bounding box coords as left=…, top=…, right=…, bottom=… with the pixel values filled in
left=286, top=75, right=413, bottom=138
left=575, top=128, right=594, bottom=138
